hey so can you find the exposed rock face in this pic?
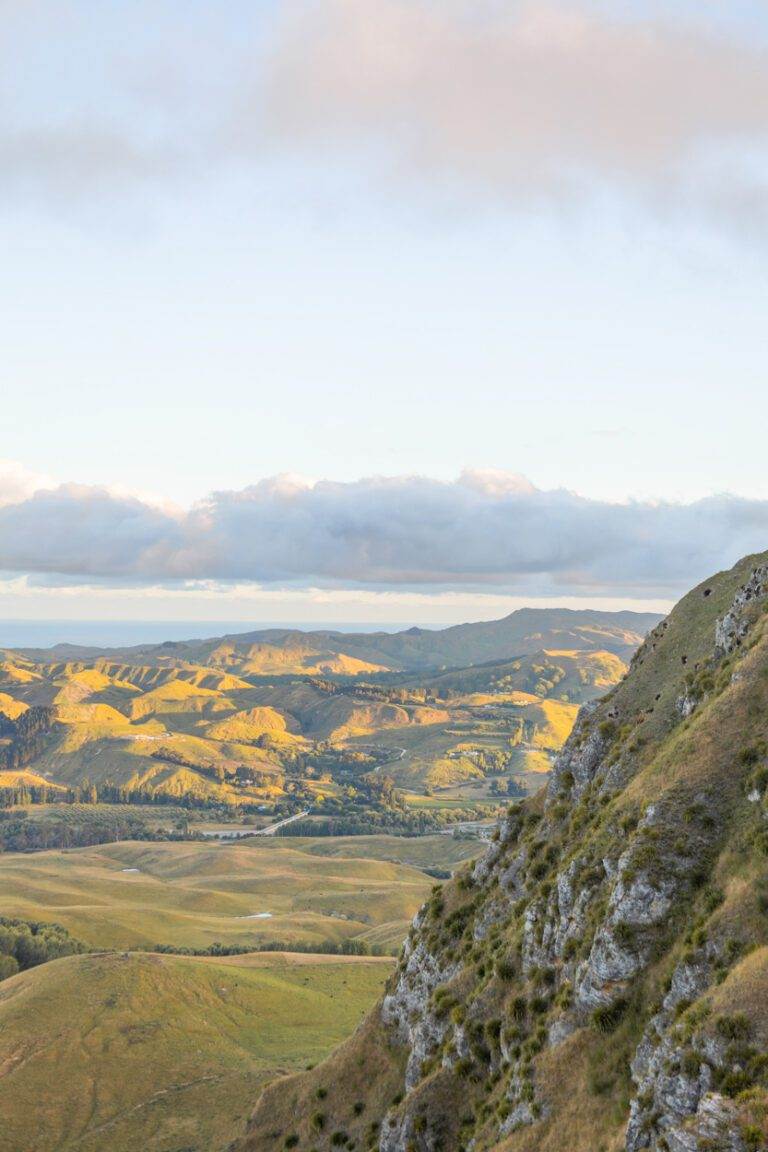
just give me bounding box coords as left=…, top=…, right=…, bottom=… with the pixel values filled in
left=715, top=563, right=768, bottom=656
left=676, top=692, right=698, bottom=719
left=521, top=858, right=594, bottom=975
left=381, top=914, right=462, bottom=1092
left=627, top=952, right=716, bottom=1151
left=575, top=866, right=675, bottom=1012
left=369, top=559, right=768, bottom=1151
left=663, top=1095, right=747, bottom=1152
left=236, top=555, right=768, bottom=1152
left=547, top=701, right=605, bottom=800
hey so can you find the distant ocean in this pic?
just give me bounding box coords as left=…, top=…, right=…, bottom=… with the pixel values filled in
left=0, top=620, right=435, bottom=650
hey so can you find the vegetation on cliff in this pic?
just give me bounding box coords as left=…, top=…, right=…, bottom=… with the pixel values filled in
left=236, top=552, right=768, bottom=1152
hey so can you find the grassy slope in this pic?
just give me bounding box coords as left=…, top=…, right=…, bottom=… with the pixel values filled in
left=0, top=950, right=392, bottom=1152
left=413, top=648, right=627, bottom=704
left=235, top=551, right=768, bottom=1152
left=0, top=838, right=436, bottom=952
left=293, top=834, right=480, bottom=872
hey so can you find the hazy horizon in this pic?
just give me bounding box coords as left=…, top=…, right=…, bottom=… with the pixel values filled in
left=0, top=601, right=666, bottom=651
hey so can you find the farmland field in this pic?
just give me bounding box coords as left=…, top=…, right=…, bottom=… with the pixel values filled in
left=0, top=834, right=475, bottom=953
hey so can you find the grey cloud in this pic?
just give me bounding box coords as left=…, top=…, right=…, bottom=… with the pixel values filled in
left=0, top=472, right=766, bottom=598
left=0, top=127, right=181, bottom=200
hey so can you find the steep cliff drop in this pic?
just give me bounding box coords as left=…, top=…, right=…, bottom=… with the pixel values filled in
left=233, top=552, right=768, bottom=1152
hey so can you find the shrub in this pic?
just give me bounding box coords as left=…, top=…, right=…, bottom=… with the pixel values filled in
left=742, top=1125, right=766, bottom=1152
left=0, top=954, right=19, bottom=981
left=562, top=937, right=579, bottom=960
left=485, top=1018, right=502, bottom=1042
left=495, top=957, right=516, bottom=981
left=593, top=998, right=628, bottom=1033
left=739, top=744, right=766, bottom=767
left=716, top=1014, right=751, bottom=1041
left=511, top=996, right=528, bottom=1021
left=718, top=1069, right=752, bottom=1097
left=702, top=886, right=725, bottom=913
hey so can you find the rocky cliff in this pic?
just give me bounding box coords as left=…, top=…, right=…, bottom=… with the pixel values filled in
left=234, top=552, right=768, bottom=1152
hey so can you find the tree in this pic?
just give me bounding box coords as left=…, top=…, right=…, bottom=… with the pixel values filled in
left=0, top=954, right=19, bottom=981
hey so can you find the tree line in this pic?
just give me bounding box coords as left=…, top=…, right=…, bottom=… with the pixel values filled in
left=0, top=916, right=84, bottom=982
left=0, top=706, right=57, bottom=770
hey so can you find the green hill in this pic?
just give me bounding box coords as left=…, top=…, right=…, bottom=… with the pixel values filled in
left=234, top=551, right=768, bottom=1152
left=0, top=949, right=392, bottom=1152
left=0, top=837, right=436, bottom=953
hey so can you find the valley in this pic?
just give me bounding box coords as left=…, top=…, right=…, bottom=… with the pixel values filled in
left=0, top=609, right=655, bottom=835
left=0, top=836, right=477, bottom=953
left=0, top=608, right=658, bottom=1152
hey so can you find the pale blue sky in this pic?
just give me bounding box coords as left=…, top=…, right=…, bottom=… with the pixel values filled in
left=1, top=1, right=767, bottom=624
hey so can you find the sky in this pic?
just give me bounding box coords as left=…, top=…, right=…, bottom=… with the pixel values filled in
left=1, top=0, right=768, bottom=628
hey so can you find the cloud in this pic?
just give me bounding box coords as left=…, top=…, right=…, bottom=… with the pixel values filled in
left=259, top=0, right=768, bottom=207
left=1, top=1, right=767, bottom=221
left=0, top=460, right=54, bottom=507
left=0, top=468, right=766, bottom=598
left=0, top=126, right=180, bottom=201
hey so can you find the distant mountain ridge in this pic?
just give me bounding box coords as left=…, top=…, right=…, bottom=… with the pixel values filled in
left=11, top=608, right=662, bottom=676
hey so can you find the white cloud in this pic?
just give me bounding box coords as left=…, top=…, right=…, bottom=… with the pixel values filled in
left=0, top=460, right=54, bottom=507
left=0, top=468, right=765, bottom=598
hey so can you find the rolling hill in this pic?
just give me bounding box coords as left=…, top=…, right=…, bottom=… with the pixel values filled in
left=0, top=837, right=441, bottom=953
left=0, top=610, right=656, bottom=812
left=0, top=949, right=393, bottom=1152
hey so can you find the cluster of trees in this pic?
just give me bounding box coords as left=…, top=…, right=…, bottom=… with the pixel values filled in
left=278, top=804, right=491, bottom=838
left=489, top=777, right=526, bottom=797
left=150, top=936, right=389, bottom=958
left=0, top=707, right=57, bottom=770
left=0, top=809, right=154, bottom=852
left=316, top=772, right=407, bottom=813
left=461, top=745, right=522, bottom=773
left=0, top=783, right=66, bottom=807
left=0, top=779, right=248, bottom=812
left=0, top=807, right=211, bottom=853
left=0, top=916, right=84, bottom=982
left=346, top=683, right=433, bottom=706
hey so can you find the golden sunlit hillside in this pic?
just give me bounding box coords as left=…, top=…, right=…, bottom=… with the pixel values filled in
left=0, top=612, right=651, bottom=828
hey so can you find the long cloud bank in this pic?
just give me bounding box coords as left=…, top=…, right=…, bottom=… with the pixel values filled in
left=0, top=469, right=766, bottom=598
